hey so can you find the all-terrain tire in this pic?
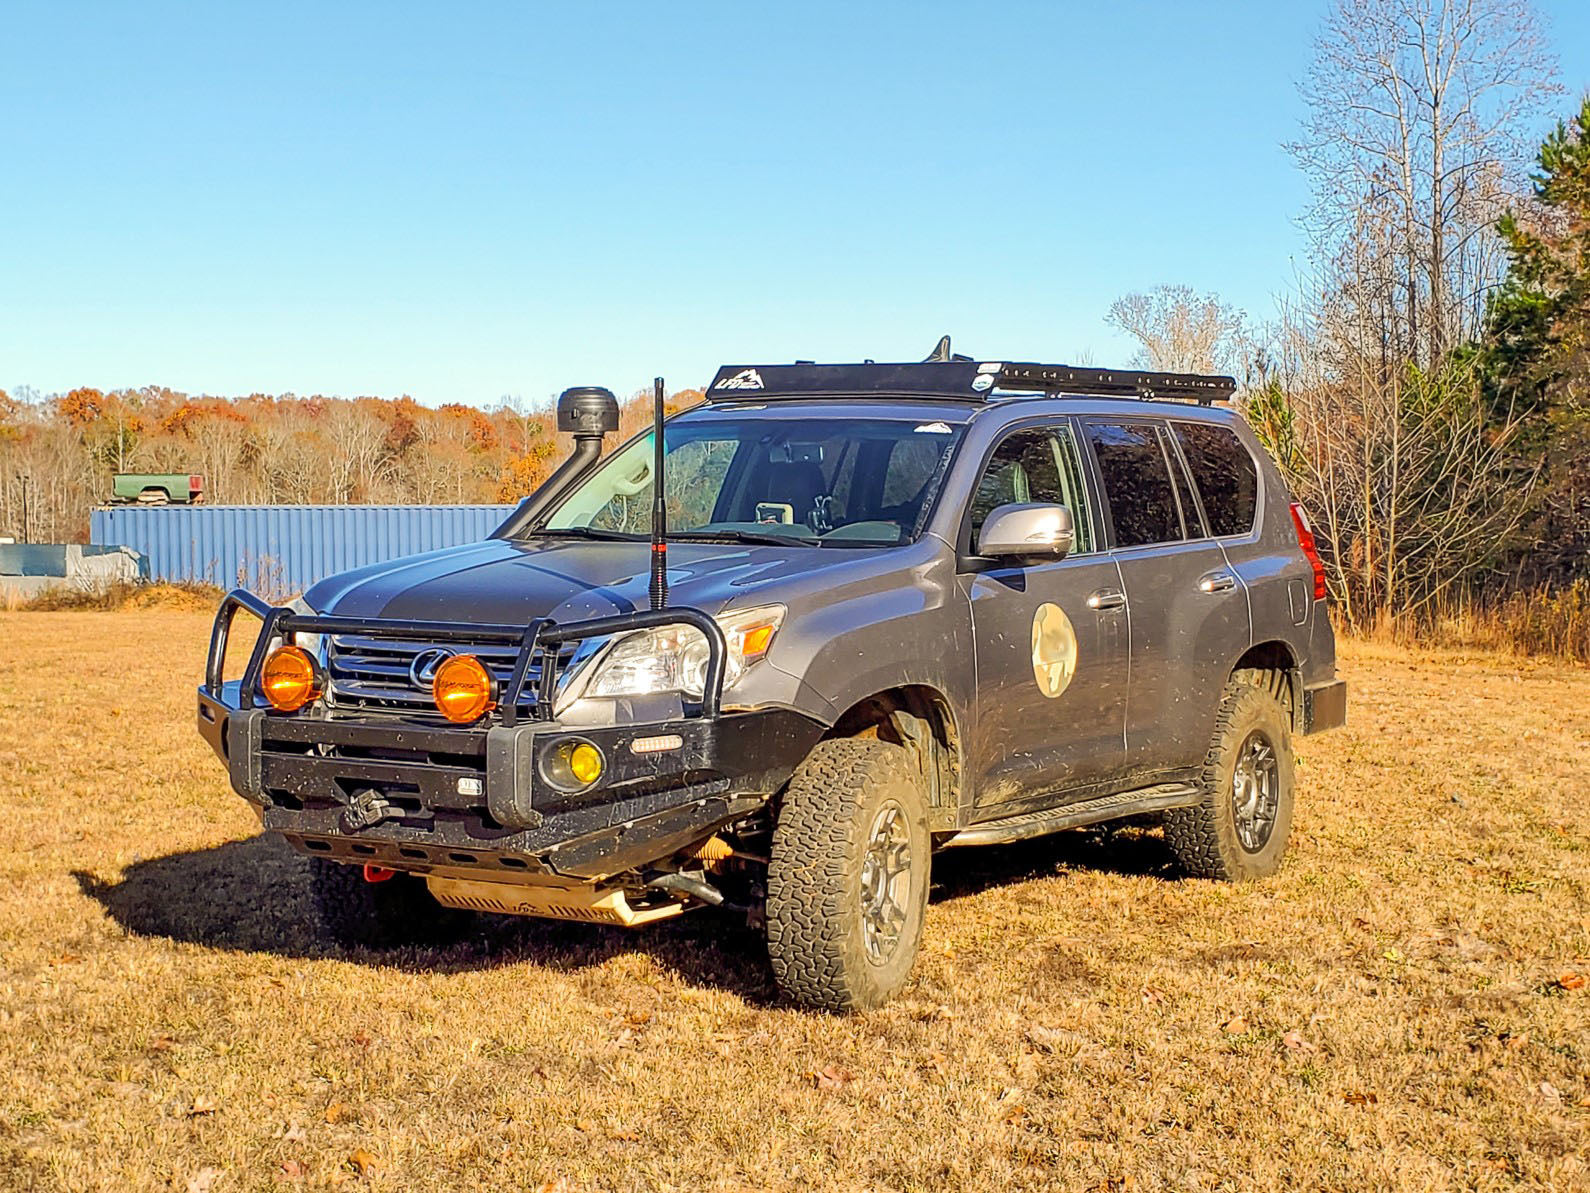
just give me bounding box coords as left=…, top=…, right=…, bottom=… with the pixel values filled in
left=1164, top=675, right=1296, bottom=881
left=309, top=860, right=468, bottom=950
left=765, top=737, right=931, bottom=1012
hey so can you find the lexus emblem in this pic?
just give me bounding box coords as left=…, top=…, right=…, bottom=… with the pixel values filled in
left=409, top=647, right=455, bottom=690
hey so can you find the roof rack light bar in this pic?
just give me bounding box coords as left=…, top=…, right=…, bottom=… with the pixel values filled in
left=995, top=364, right=1235, bottom=403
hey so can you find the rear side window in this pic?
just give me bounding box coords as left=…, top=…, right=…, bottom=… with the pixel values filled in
left=1173, top=422, right=1258, bottom=537
left=1085, top=421, right=1183, bottom=547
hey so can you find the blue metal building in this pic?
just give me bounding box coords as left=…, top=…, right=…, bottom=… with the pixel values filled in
left=90, top=504, right=514, bottom=599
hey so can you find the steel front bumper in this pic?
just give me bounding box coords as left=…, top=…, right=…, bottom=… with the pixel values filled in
left=197, top=683, right=824, bottom=879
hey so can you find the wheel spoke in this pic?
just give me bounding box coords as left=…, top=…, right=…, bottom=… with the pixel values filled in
left=860, top=800, right=913, bottom=963
left=1232, top=730, right=1281, bottom=853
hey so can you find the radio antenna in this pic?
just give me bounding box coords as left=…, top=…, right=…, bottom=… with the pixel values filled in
left=649, top=376, right=668, bottom=610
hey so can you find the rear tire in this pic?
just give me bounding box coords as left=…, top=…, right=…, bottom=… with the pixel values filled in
left=1164, top=676, right=1295, bottom=881
left=765, top=738, right=931, bottom=1012
left=309, top=860, right=467, bottom=949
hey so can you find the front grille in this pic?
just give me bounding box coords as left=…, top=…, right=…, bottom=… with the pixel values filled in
left=325, top=634, right=574, bottom=715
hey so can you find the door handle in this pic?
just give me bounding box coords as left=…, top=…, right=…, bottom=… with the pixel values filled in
left=1198, top=571, right=1237, bottom=594
left=1087, top=588, right=1127, bottom=611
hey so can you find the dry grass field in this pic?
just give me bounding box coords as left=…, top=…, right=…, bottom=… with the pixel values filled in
left=1, top=611, right=1586, bottom=1192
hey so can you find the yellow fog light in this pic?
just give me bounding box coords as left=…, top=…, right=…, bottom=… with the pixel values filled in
left=569, top=742, right=603, bottom=784
left=260, top=644, right=322, bottom=712
left=432, top=654, right=497, bottom=723
left=542, top=738, right=605, bottom=791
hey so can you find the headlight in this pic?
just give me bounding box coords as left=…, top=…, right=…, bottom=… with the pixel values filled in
left=564, top=604, right=785, bottom=706
left=264, top=597, right=322, bottom=666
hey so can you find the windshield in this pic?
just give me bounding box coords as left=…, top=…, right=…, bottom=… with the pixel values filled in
left=538, top=415, right=964, bottom=547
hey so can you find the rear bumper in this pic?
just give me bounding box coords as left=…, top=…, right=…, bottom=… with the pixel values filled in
left=197, top=684, right=823, bottom=879
left=1301, top=678, right=1347, bottom=735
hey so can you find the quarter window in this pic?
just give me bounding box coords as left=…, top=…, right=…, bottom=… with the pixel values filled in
left=1173, top=422, right=1258, bottom=537
left=1085, top=421, right=1184, bottom=548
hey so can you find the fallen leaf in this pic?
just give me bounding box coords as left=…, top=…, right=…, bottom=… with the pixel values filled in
left=623, top=1011, right=651, bottom=1026
left=1540, top=1082, right=1562, bottom=1103
left=1557, top=971, right=1585, bottom=991
left=347, top=1149, right=379, bottom=1176
left=1343, top=1090, right=1378, bottom=1106
left=574, top=1118, right=596, bottom=1133
left=277, top=1159, right=308, bottom=1182
left=1140, top=985, right=1165, bottom=1007
left=1222, top=1015, right=1248, bottom=1035
left=1281, top=1031, right=1317, bottom=1054
left=324, top=1102, right=350, bottom=1124
left=609, top=1126, right=640, bottom=1142
left=1001, top=1102, right=1028, bottom=1124
left=186, top=1168, right=225, bottom=1193
left=533, top=1180, right=569, bottom=1193
left=186, top=1095, right=217, bottom=1117
left=351, top=1032, right=372, bottom=1048
left=810, top=1063, right=855, bottom=1090
left=50, top=953, right=83, bottom=966
left=150, top=1035, right=176, bottom=1052
left=282, top=1123, right=306, bottom=1143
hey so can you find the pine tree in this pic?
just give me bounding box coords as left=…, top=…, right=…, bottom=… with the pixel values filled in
left=1484, top=95, right=1590, bottom=583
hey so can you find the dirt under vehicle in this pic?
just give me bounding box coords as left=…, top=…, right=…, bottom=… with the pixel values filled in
left=197, top=343, right=1347, bottom=1011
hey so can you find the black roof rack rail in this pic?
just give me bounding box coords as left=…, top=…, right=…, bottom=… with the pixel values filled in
left=704, top=359, right=1236, bottom=406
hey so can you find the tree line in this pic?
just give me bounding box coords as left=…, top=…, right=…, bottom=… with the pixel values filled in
left=1107, top=0, right=1588, bottom=642
left=0, top=384, right=693, bottom=547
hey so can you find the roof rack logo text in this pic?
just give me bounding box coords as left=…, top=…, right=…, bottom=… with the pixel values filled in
left=715, top=368, right=764, bottom=391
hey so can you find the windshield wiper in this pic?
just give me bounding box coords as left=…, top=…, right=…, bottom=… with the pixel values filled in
left=530, top=526, right=644, bottom=541
left=670, top=530, right=822, bottom=548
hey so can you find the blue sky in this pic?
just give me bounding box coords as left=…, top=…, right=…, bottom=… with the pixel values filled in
left=4, top=1, right=1588, bottom=407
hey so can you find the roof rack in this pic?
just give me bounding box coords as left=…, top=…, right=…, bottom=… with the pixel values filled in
left=706, top=341, right=1236, bottom=406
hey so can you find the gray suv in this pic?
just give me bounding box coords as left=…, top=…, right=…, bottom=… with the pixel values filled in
left=197, top=348, right=1346, bottom=1011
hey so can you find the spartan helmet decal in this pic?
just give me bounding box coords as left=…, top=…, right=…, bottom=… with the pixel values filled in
left=1030, top=602, right=1078, bottom=699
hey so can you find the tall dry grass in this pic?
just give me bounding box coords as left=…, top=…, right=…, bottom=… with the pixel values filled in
left=1350, top=580, right=1590, bottom=665
left=14, top=579, right=225, bottom=613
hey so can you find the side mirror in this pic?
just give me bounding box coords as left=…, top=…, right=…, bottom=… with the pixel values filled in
left=977, top=502, right=1075, bottom=560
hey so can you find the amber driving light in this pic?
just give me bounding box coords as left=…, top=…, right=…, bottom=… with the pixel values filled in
left=260, top=644, right=322, bottom=712
left=432, top=654, right=497, bottom=723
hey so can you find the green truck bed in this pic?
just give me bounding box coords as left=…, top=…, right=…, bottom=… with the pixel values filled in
left=111, top=473, right=205, bottom=504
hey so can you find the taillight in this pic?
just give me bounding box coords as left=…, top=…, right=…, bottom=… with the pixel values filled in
left=1288, top=503, right=1327, bottom=601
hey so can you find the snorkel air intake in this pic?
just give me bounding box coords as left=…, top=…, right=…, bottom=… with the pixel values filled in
left=491, top=385, right=619, bottom=539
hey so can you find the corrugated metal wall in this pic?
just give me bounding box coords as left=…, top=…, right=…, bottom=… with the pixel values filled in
left=89, top=505, right=514, bottom=598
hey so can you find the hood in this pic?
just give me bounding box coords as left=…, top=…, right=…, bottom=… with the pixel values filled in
left=302, top=535, right=895, bottom=626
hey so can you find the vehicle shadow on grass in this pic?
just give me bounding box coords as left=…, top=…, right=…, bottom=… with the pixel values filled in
left=929, top=822, right=1180, bottom=903
left=74, top=824, right=1178, bottom=1001
left=72, top=833, right=782, bottom=1003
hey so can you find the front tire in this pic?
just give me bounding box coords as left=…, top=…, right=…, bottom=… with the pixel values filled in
left=1164, top=676, right=1296, bottom=881
left=309, top=860, right=467, bottom=949
left=765, top=738, right=931, bottom=1012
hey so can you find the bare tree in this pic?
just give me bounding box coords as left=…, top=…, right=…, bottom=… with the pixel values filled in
left=1106, top=286, right=1248, bottom=375
left=1290, top=0, right=1559, bottom=367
